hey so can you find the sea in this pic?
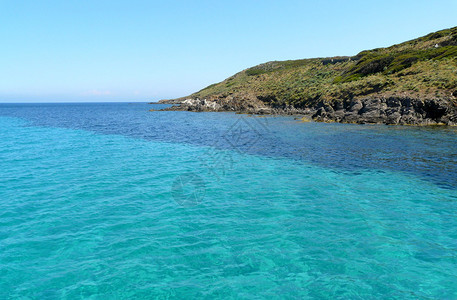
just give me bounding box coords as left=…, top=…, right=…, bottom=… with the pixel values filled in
left=0, top=102, right=456, bottom=299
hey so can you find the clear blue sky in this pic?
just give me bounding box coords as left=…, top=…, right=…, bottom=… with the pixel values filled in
left=1, top=0, right=456, bottom=102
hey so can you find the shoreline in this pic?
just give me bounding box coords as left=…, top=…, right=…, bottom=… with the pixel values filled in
left=150, top=96, right=457, bottom=126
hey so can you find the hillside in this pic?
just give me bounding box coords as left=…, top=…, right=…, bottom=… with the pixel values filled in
left=159, top=27, right=457, bottom=125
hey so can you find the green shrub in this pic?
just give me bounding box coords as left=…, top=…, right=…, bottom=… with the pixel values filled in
left=246, top=68, right=268, bottom=76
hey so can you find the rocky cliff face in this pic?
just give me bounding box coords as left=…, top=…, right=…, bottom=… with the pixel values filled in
left=312, top=96, right=457, bottom=125
left=160, top=95, right=457, bottom=126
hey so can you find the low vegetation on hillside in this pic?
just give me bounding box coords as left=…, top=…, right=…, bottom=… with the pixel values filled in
left=184, top=27, right=457, bottom=109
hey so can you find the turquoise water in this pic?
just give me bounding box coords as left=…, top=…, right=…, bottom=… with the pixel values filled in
left=1, top=103, right=457, bottom=299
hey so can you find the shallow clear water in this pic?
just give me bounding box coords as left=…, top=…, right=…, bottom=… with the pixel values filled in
left=0, top=103, right=456, bottom=299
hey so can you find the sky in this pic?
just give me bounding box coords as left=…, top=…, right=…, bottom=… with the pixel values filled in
left=0, top=0, right=456, bottom=103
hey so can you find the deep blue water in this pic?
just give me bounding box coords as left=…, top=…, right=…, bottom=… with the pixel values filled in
left=0, top=102, right=456, bottom=299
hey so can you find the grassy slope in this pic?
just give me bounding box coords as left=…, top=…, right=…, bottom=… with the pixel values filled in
left=183, top=27, right=457, bottom=109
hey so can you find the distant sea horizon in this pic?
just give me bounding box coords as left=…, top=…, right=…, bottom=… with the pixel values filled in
left=0, top=101, right=152, bottom=104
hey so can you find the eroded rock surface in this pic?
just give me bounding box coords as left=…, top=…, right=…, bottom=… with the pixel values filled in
left=158, top=96, right=457, bottom=126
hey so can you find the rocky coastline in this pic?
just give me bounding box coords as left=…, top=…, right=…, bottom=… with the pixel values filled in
left=155, top=95, right=457, bottom=126
left=151, top=26, right=457, bottom=126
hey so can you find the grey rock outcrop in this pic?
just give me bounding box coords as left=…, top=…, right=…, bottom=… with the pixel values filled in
left=158, top=95, right=457, bottom=126
left=312, top=96, right=457, bottom=125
